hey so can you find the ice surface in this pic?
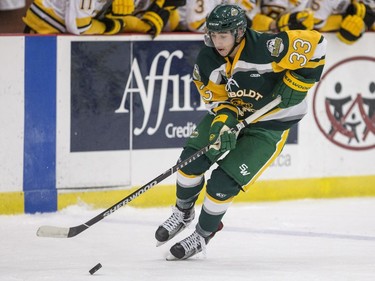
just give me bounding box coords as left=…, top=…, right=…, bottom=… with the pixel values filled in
left=1, top=198, right=375, bottom=281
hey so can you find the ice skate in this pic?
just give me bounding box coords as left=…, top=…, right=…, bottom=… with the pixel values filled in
left=155, top=205, right=195, bottom=246
left=166, top=222, right=223, bottom=260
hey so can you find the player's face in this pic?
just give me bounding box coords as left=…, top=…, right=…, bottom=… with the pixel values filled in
left=210, top=31, right=236, bottom=57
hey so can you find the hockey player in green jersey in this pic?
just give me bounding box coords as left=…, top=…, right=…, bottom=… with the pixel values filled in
left=155, top=3, right=327, bottom=260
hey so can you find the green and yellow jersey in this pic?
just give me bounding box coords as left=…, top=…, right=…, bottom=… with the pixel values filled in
left=193, top=28, right=327, bottom=130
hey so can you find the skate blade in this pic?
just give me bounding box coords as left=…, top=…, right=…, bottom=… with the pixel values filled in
left=155, top=225, right=190, bottom=247
left=166, top=253, right=179, bottom=261
left=156, top=240, right=167, bottom=247
left=166, top=253, right=201, bottom=261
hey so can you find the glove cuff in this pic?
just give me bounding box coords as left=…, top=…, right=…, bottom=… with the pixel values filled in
left=283, top=71, right=315, bottom=93
left=337, top=29, right=361, bottom=44
left=212, top=104, right=238, bottom=118
left=212, top=114, right=229, bottom=126
left=212, top=110, right=238, bottom=128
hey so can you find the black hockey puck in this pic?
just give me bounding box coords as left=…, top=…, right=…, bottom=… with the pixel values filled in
left=89, top=263, right=102, bottom=275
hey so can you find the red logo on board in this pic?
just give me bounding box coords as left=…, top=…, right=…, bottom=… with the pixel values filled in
left=312, top=56, right=375, bottom=150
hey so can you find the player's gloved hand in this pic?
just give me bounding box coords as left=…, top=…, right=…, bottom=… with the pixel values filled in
left=272, top=70, right=315, bottom=108
left=100, top=16, right=125, bottom=34
left=207, top=111, right=238, bottom=157
left=141, top=0, right=170, bottom=38
left=112, top=0, right=135, bottom=15
left=337, top=14, right=365, bottom=44
left=338, top=1, right=375, bottom=44
left=346, top=1, right=375, bottom=27
left=277, top=10, right=314, bottom=31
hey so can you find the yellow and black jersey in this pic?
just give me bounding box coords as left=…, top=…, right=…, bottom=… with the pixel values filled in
left=23, top=0, right=111, bottom=34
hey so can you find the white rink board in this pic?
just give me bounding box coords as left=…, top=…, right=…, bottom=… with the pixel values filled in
left=0, top=36, right=24, bottom=192
left=0, top=33, right=374, bottom=193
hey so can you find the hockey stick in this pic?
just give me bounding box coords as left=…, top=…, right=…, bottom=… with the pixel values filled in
left=36, top=96, right=281, bottom=238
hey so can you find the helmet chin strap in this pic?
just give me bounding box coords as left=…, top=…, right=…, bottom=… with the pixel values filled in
left=224, top=36, right=244, bottom=58
left=225, top=39, right=240, bottom=58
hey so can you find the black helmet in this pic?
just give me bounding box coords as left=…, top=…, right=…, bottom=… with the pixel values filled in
left=205, top=4, right=247, bottom=47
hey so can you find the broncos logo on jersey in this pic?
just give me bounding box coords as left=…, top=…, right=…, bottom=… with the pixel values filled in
left=266, top=37, right=285, bottom=57
left=230, top=98, right=256, bottom=116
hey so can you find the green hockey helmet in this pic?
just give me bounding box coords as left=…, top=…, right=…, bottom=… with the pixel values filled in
left=204, top=4, right=247, bottom=47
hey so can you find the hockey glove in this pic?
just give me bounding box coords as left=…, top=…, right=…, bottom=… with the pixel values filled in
left=338, top=1, right=375, bottom=44
left=112, top=0, right=135, bottom=15
left=141, top=0, right=170, bottom=38
left=346, top=1, right=375, bottom=28
left=337, top=15, right=365, bottom=44
left=207, top=111, right=238, bottom=157
left=273, top=71, right=315, bottom=108
left=277, top=10, right=314, bottom=31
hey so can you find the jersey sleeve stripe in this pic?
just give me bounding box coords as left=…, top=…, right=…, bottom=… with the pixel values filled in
left=311, top=36, right=328, bottom=60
